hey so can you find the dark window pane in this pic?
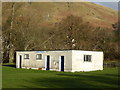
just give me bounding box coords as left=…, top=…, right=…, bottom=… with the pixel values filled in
left=36, top=54, right=42, bottom=60
left=84, top=55, right=92, bottom=62
left=24, top=54, right=29, bottom=59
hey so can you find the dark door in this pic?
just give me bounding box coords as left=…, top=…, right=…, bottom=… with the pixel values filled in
left=46, top=55, right=50, bottom=70
left=19, top=55, right=22, bottom=68
left=61, top=56, right=64, bottom=71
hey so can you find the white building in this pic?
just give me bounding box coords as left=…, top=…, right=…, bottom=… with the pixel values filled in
left=16, top=50, right=104, bottom=72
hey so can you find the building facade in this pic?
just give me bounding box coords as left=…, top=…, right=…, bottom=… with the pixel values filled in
left=16, top=50, right=103, bottom=72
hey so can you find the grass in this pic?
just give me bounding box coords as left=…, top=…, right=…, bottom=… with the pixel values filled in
left=2, top=66, right=119, bottom=88
left=2, top=63, right=15, bottom=65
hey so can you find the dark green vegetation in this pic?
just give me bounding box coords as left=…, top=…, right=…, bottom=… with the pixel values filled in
left=2, top=66, right=119, bottom=88
left=2, top=2, right=119, bottom=63
left=104, top=60, right=120, bottom=68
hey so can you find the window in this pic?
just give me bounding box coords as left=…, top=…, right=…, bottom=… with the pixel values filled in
left=24, top=54, right=29, bottom=59
left=84, top=55, right=92, bottom=62
left=36, top=54, right=42, bottom=60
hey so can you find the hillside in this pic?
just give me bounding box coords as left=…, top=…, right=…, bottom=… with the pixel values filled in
left=2, top=2, right=118, bottom=29
left=2, top=2, right=119, bottom=63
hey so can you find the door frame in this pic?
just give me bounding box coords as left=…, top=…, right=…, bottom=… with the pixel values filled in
left=18, top=55, right=22, bottom=68
left=45, top=55, right=50, bottom=70
left=59, top=56, right=64, bottom=71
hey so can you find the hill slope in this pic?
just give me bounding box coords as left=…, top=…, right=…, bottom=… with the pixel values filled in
left=3, top=2, right=118, bottom=29
left=2, top=2, right=119, bottom=63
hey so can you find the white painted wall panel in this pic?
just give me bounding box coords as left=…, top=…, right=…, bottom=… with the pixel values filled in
left=72, top=50, right=103, bottom=72
left=16, top=50, right=72, bottom=71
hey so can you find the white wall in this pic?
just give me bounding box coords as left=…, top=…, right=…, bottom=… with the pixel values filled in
left=16, top=50, right=103, bottom=72
left=44, top=51, right=72, bottom=71
left=16, top=51, right=45, bottom=69
left=72, top=50, right=103, bottom=72
left=16, top=50, right=72, bottom=71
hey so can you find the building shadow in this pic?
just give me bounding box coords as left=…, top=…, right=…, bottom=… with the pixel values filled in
left=19, top=72, right=119, bottom=88
left=2, top=64, right=16, bottom=68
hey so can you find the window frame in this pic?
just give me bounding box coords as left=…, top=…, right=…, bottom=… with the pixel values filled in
left=36, top=54, right=42, bottom=60
left=24, top=54, right=29, bottom=59
left=84, top=55, right=92, bottom=62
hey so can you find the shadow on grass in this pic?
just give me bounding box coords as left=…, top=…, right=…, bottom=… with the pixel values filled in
left=2, top=65, right=16, bottom=68
left=56, top=73, right=119, bottom=86
left=20, top=77, right=92, bottom=88
left=20, top=73, right=119, bottom=88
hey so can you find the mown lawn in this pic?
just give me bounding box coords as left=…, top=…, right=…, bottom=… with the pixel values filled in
left=2, top=66, right=119, bottom=88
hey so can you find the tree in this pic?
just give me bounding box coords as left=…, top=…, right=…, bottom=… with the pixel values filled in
left=2, top=2, right=38, bottom=63
left=112, top=19, right=120, bottom=60
left=52, top=15, right=94, bottom=50
left=2, top=2, right=23, bottom=63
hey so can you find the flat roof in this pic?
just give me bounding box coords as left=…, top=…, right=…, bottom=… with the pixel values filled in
left=16, top=50, right=103, bottom=52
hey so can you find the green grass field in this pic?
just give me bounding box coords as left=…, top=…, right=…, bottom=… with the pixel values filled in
left=2, top=66, right=119, bottom=88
